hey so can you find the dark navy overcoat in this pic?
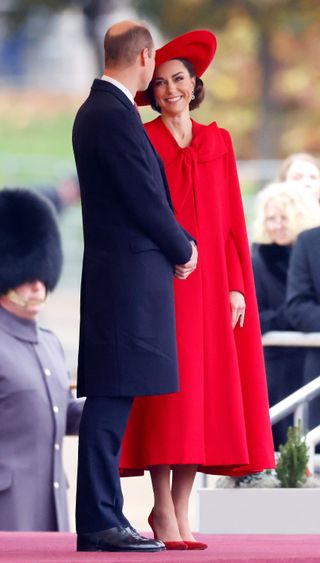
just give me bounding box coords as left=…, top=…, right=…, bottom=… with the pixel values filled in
left=73, top=80, right=192, bottom=398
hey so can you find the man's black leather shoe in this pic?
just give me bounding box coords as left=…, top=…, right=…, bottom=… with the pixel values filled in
left=128, top=525, right=164, bottom=545
left=77, top=526, right=165, bottom=552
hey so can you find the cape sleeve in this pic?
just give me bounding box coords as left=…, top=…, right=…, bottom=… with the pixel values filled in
left=220, top=128, right=275, bottom=465
left=221, top=129, right=247, bottom=296
left=226, top=232, right=245, bottom=294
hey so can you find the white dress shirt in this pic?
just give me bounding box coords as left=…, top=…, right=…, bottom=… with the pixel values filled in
left=101, top=75, right=134, bottom=105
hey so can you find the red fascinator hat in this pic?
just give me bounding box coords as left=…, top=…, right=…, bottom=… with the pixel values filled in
left=135, top=29, right=217, bottom=106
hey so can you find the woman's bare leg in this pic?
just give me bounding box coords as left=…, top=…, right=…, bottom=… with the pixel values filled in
left=171, top=464, right=197, bottom=541
left=149, top=465, right=183, bottom=541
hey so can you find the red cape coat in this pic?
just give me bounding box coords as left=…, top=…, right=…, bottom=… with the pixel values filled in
left=120, top=117, right=275, bottom=476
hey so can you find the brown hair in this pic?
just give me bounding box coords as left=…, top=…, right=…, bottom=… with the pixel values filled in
left=104, top=25, right=153, bottom=67
left=147, top=58, right=205, bottom=113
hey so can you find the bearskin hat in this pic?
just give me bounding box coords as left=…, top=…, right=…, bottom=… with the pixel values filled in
left=0, top=188, right=63, bottom=295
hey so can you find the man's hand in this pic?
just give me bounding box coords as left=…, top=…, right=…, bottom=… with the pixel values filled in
left=229, top=291, right=246, bottom=329
left=175, top=241, right=198, bottom=280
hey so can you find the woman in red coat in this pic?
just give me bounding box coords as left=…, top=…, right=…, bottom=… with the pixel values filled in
left=120, top=30, right=274, bottom=549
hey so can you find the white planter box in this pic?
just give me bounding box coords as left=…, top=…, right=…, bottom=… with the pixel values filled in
left=198, top=488, right=320, bottom=534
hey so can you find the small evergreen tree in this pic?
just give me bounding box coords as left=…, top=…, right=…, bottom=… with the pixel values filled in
left=276, top=424, right=309, bottom=488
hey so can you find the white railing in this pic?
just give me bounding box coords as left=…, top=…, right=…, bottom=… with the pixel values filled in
left=269, top=376, right=320, bottom=427
left=262, top=331, right=320, bottom=348
left=264, top=331, right=320, bottom=467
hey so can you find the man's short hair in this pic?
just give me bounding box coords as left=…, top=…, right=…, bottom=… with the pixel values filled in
left=104, top=25, right=153, bottom=67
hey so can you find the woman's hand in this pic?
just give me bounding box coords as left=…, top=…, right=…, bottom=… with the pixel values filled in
left=229, top=291, right=246, bottom=329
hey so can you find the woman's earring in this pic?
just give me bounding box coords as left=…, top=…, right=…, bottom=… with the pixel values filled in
left=191, top=90, right=195, bottom=100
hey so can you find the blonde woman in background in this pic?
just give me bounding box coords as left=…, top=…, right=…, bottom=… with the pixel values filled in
left=278, top=153, right=320, bottom=201
left=252, top=182, right=320, bottom=448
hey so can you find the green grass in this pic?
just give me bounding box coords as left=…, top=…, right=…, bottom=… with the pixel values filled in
left=0, top=112, right=75, bottom=157
left=0, top=112, right=76, bottom=186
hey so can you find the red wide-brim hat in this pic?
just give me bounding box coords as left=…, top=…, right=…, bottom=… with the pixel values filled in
left=135, top=29, right=217, bottom=106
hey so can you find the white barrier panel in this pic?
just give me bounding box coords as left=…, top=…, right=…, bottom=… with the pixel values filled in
left=198, top=488, right=320, bottom=534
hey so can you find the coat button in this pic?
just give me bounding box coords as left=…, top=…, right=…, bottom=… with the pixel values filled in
left=53, top=481, right=60, bottom=489
left=53, top=405, right=59, bottom=414
left=54, top=443, right=60, bottom=451
left=44, top=368, right=51, bottom=376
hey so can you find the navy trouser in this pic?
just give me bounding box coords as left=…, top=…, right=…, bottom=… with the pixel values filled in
left=76, top=396, right=134, bottom=533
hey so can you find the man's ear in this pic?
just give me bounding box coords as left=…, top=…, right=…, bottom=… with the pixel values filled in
left=140, top=47, right=149, bottom=67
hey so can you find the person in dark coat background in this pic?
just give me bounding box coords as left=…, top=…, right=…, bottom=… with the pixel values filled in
left=72, top=20, right=197, bottom=553
left=252, top=181, right=320, bottom=448
left=0, top=188, right=83, bottom=531
left=287, top=225, right=320, bottom=431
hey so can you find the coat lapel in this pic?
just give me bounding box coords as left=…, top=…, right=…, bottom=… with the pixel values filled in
left=91, top=80, right=173, bottom=208
left=91, top=79, right=133, bottom=110
left=141, top=129, right=174, bottom=210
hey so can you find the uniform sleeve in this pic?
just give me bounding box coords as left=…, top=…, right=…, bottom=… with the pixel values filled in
left=53, top=335, right=85, bottom=435
left=97, top=110, right=193, bottom=265
left=66, top=392, right=84, bottom=435
left=286, top=234, right=320, bottom=331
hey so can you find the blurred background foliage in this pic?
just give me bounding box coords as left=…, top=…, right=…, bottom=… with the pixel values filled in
left=134, top=0, right=320, bottom=157
left=0, top=0, right=319, bottom=171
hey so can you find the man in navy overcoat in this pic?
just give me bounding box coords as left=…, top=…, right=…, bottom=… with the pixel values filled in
left=73, top=20, right=197, bottom=552
left=286, top=226, right=320, bottom=433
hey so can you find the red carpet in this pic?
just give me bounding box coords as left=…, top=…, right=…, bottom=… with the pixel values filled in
left=1, top=532, right=320, bottom=562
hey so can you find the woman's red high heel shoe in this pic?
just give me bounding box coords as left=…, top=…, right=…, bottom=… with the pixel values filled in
left=148, top=511, right=187, bottom=550
left=183, top=540, right=208, bottom=550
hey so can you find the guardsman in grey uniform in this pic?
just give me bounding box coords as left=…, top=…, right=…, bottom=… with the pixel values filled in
left=0, top=188, right=83, bottom=531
